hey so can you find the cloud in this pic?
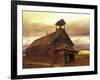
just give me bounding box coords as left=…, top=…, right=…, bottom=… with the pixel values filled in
left=71, top=36, right=90, bottom=44
left=23, top=22, right=89, bottom=37
left=66, top=18, right=89, bottom=36
left=72, top=36, right=90, bottom=50
left=23, top=11, right=89, bottom=37
left=23, top=23, right=55, bottom=37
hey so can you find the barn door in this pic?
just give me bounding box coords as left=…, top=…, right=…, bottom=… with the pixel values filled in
left=64, top=53, right=70, bottom=64
left=64, top=53, right=74, bottom=64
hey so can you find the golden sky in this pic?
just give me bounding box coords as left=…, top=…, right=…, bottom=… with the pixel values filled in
left=22, top=11, right=90, bottom=50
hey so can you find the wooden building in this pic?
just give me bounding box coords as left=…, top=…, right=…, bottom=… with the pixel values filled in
left=24, top=19, right=78, bottom=66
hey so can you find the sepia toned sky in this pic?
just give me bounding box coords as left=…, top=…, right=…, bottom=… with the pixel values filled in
left=23, top=11, right=90, bottom=50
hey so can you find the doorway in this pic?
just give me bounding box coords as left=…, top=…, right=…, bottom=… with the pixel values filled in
left=64, top=53, right=74, bottom=64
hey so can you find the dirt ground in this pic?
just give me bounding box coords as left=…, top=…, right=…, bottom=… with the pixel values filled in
left=23, top=54, right=89, bottom=68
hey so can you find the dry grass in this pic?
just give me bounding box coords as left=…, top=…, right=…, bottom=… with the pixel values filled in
left=74, top=54, right=89, bottom=66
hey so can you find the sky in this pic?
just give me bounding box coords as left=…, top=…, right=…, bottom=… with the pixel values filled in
left=22, top=11, right=90, bottom=50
